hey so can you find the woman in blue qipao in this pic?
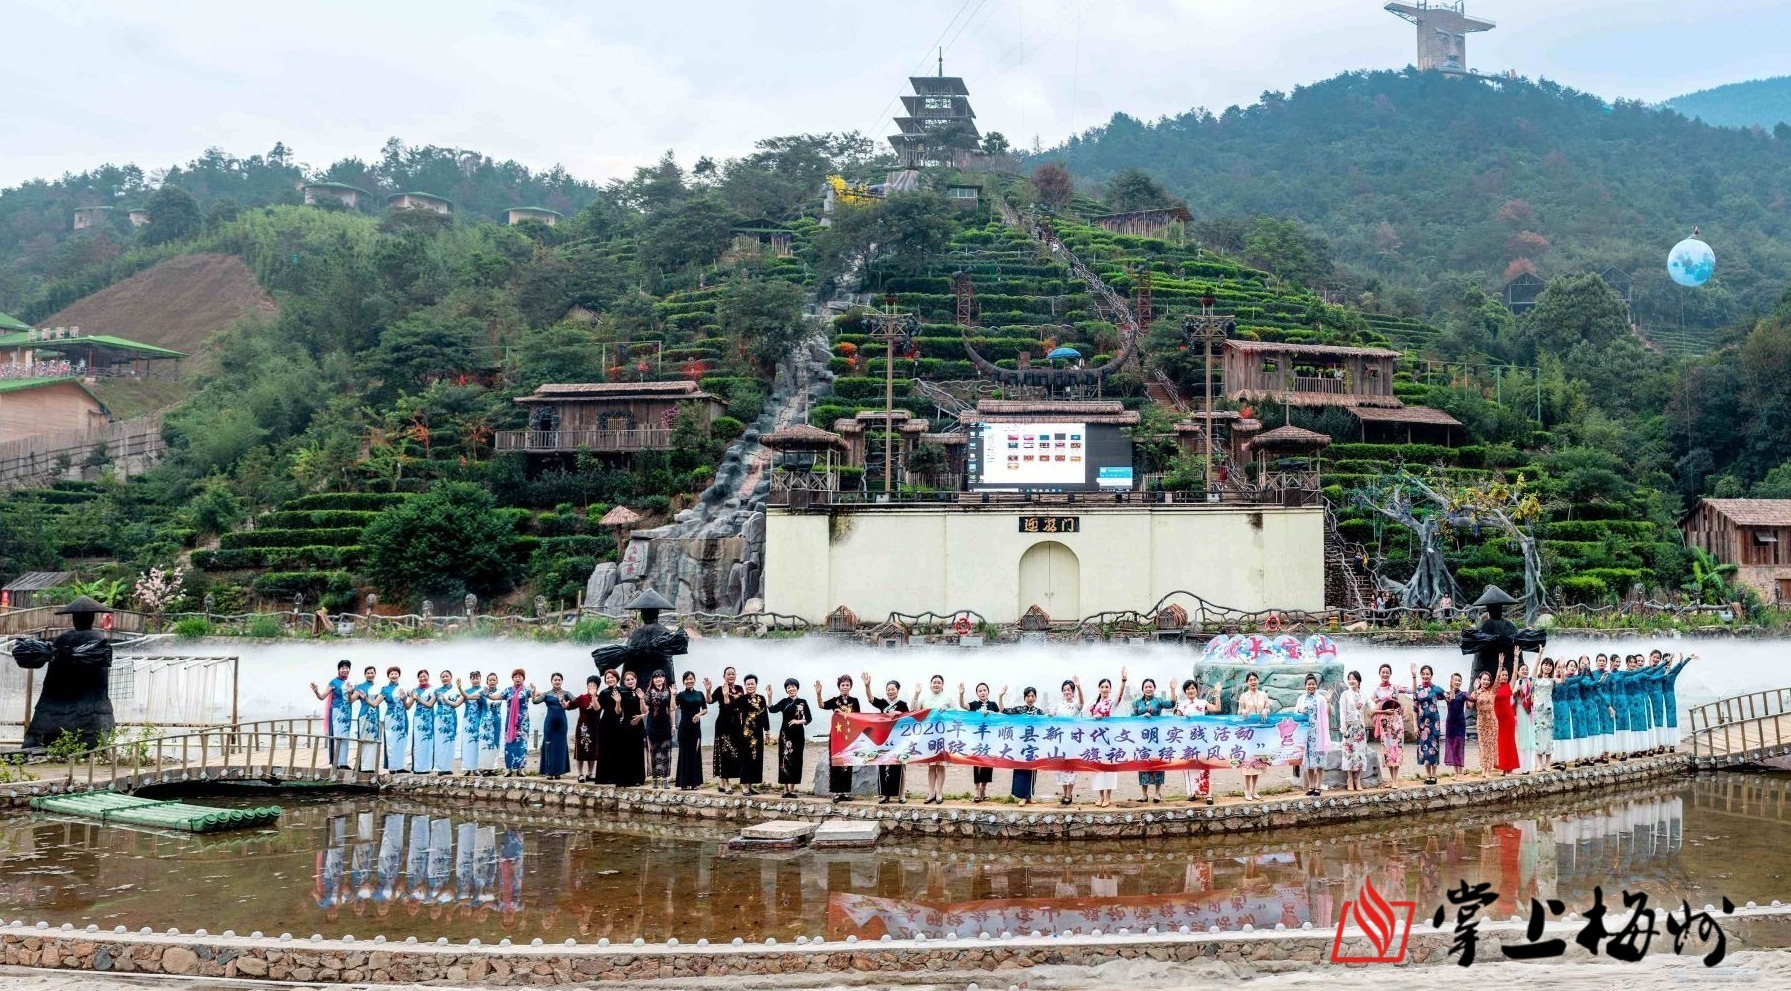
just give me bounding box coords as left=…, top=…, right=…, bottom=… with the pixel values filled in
left=497, top=669, right=535, bottom=775
left=353, top=665, right=380, bottom=772
left=375, top=666, right=411, bottom=772
left=409, top=670, right=436, bottom=773
left=1293, top=673, right=1334, bottom=796
left=454, top=670, right=485, bottom=775
left=1409, top=663, right=1445, bottom=785
left=1664, top=653, right=1694, bottom=749
left=430, top=670, right=459, bottom=774
left=310, top=660, right=356, bottom=769
left=477, top=672, right=504, bottom=773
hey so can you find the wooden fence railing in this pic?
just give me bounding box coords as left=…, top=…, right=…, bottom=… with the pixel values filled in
left=0, top=411, right=164, bottom=488
left=1686, top=688, right=1791, bottom=764
left=35, top=717, right=379, bottom=792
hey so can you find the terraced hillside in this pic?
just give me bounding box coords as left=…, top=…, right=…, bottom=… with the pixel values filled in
left=817, top=205, right=1444, bottom=425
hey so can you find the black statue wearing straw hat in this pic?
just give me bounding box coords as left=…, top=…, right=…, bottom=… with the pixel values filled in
left=591, top=587, right=688, bottom=685
left=10, top=595, right=116, bottom=750
left=1460, top=585, right=1546, bottom=686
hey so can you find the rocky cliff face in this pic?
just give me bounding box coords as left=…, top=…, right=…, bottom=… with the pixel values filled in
left=586, top=331, right=832, bottom=617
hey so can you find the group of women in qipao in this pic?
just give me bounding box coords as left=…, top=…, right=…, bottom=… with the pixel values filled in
left=307, top=644, right=1693, bottom=802
left=313, top=663, right=563, bottom=777
left=1284, top=649, right=1694, bottom=792
left=311, top=660, right=812, bottom=797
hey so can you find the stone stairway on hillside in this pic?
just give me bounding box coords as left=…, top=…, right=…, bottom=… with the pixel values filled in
left=1145, top=372, right=1190, bottom=416
left=1323, top=509, right=1374, bottom=613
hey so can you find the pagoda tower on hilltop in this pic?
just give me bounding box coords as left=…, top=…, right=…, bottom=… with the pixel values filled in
left=889, top=53, right=980, bottom=168
left=1385, top=1, right=1494, bottom=74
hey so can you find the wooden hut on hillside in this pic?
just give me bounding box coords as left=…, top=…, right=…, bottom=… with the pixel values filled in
left=1221, top=340, right=1402, bottom=408
left=1682, top=498, right=1791, bottom=602
left=499, top=381, right=725, bottom=454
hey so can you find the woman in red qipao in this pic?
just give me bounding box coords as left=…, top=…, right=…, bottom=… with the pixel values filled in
left=1492, top=656, right=1521, bottom=774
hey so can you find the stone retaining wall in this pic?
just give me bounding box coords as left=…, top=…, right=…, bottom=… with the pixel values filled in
left=3, top=906, right=1784, bottom=984
left=379, top=754, right=1691, bottom=840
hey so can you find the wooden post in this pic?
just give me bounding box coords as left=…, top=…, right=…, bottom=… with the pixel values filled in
left=21, top=668, right=32, bottom=732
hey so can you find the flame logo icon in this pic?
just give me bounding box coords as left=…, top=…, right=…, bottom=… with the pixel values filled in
left=1330, top=876, right=1416, bottom=965
left=1351, top=877, right=1397, bottom=959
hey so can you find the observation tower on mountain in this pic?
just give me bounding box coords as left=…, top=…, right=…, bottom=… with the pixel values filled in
left=1384, top=1, right=1494, bottom=74
left=889, top=53, right=980, bottom=168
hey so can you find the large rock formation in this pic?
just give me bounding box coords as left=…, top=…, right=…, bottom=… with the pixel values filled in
left=590, top=332, right=833, bottom=617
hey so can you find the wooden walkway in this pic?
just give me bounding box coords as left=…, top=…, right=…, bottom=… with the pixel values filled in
left=1686, top=688, right=1791, bottom=768
left=16, top=720, right=379, bottom=795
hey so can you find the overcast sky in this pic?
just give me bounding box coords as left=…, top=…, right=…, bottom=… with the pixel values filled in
left=6, top=0, right=1789, bottom=188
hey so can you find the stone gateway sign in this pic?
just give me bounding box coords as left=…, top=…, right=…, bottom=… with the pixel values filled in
left=1017, top=515, right=1079, bottom=533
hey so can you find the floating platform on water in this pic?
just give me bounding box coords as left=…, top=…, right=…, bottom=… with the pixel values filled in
left=29, top=791, right=281, bottom=832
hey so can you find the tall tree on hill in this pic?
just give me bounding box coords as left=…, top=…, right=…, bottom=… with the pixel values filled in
left=717, top=277, right=806, bottom=369
left=1102, top=168, right=1174, bottom=213
left=362, top=481, right=521, bottom=602
left=1739, top=305, right=1791, bottom=478
left=139, top=185, right=201, bottom=247
left=637, top=196, right=739, bottom=275
left=1031, top=162, right=1074, bottom=209
left=1241, top=217, right=1332, bottom=288
left=1520, top=274, right=1630, bottom=361
left=810, top=193, right=956, bottom=290
left=611, top=151, right=689, bottom=215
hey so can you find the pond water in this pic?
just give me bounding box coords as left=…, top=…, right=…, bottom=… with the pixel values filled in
left=4, top=773, right=1788, bottom=943
left=85, top=632, right=1775, bottom=742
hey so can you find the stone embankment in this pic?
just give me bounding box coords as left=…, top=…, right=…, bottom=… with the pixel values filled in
left=4, top=903, right=1786, bottom=984
left=379, top=753, right=1689, bottom=840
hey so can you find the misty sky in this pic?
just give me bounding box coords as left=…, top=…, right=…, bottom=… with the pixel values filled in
left=6, top=0, right=1789, bottom=188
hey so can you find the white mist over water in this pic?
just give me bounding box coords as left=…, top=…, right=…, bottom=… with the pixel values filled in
left=195, top=632, right=1768, bottom=738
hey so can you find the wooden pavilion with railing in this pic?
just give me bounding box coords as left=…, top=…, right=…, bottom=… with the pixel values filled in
left=1246, top=425, right=1330, bottom=506
left=764, top=424, right=849, bottom=508
left=1221, top=340, right=1402, bottom=407
left=498, top=381, right=726, bottom=455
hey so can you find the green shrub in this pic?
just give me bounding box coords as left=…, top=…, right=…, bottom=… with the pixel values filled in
left=251, top=570, right=355, bottom=605
left=245, top=614, right=285, bottom=638
left=1557, top=575, right=1610, bottom=603
left=362, top=482, right=523, bottom=603
left=1540, top=520, right=1657, bottom=541
left=286, top=492, right=412, bottom=512
left=1457, top=566, right=1511, bottom=590
left=172, top=616, right=212, bottom=639
left=1325, top=442, right=1457, bottom=463
left=259, top=510, right=381, bottom=530
left=832, top=377, right=906, bottom=401
left=262, top=545, right=364, bottom=569
left=710, top=416, right=746, bottom=441
left=219, top=527, right=364, bottom=550
left=538, top=534, right=615, bottom=557
left=192, top=548, right=262, bottom=570
left=570, top=616, right=619, bottom=644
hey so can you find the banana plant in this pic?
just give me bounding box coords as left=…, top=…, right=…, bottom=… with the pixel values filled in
left=1682, top=547, right=1738, bottom=605
left=47, top=578, right=129, bottom=607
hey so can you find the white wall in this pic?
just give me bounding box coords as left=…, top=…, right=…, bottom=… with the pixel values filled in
left=764, top=504, right=1325, bottom=623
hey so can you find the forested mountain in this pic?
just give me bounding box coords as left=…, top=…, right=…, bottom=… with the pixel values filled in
left=1667, top=76, right=1791, bottom=131
left=1042, top=70, right=1791, bottom=333
left=0, top=141, right=599, bottom=316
